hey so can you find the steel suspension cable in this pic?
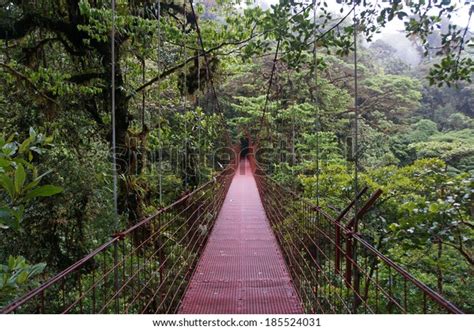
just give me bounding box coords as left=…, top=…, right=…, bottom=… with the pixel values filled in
left=197, top=33, right=202, bottom=185
left=311, top=0, right=324, bottom=312
left=351, top=1, right=360, bottom=312
left=110, top=0, right=120, bottom=314
left=141, top=54, right=146, bottom=129
left=156, top=0, right=163, bottom=205
left=111, top=0, right=118, bottom=231
left=353, top=1, right=360, bottom=229
left=312, top=0, right=320, bottom=208
left=182, top=3, right=189, bottom=189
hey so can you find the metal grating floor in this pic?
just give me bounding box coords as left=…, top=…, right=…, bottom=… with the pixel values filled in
left=178, top=158, right=303, bottom=314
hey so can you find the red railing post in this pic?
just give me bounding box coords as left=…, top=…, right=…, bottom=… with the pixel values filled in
left=335, top=226, right=341, bottom=275
left=334, top=187, right=368, bottom=276
left=113, top=240, right=119, bottom=313
left=345, top=234, right=353, bottom=288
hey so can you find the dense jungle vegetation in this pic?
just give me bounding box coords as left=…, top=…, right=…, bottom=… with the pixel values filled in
left=0, top=0, right=473, bottom=312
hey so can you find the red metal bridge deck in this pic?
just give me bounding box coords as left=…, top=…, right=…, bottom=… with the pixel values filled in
left=178, top=158, right=303, bottom=314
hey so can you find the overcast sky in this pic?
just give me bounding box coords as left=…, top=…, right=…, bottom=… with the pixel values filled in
left=260, top=0, right=474, bottom=34
left=257, top=0, right=473, bottom=65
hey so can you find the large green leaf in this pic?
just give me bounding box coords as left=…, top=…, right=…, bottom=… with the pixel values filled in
left=19, top=136, right=33, bottom=154
left=0, top=208, right=11, bottom=229
left=0, top=158, right=11, bottom=169
left=28, top=262, right=46, bottom=277
left=14, top=164, right=26, bottom=194
left=23, top=170, right=52, bottom=192
left=0, top=175, right=15, bottom=199
left=26, top=185, right=63, bottom=199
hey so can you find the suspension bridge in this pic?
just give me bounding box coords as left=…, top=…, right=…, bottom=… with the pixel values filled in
left=0, top=145, right=463, bottom=314
left=179, top=157, right=302, bottom=314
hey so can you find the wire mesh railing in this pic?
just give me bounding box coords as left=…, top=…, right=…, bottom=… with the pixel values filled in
left=1, top=149, right=238, bottom=314
left=3, top=142, right=463, bottom=314
left=247, top=147, right=463, bottom=314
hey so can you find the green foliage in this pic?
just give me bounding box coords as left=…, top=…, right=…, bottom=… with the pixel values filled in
left=78, top=0, right=158, bottom=44
left=0, top=129, right=63, bottom=307
left=0, top=256, right=46, bottom=307
left=446, top=112, right=474, bottom=130
left=429, top=54, right=474, bottom=87
left=410, top=129, right=474, bottom=173
left=361, top=74, right=422, bottom=126
left=0, top=129, right=63, bottom=230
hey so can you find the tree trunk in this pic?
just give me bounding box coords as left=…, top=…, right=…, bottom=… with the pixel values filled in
left=101, top=41, right=146, bottom=231
left=437, top=239, right=443, bottom=294
left=291, top=116, right=296, bottom=166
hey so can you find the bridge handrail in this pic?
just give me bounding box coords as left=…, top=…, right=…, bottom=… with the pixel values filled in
left=1, top=147, right=239, bottom=314
left=247, top=149, right=463, bottom=314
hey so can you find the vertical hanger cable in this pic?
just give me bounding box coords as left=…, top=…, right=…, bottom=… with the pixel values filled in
left=353, top=0, right=359, bottom=231
left=182, top=3, right=189, bottom=189
left=352, top=0, right=361, bottom=312
left=313, top=0, right=320, bottom=208
left=111, top=0, right=119, bottom=231
left=156, top=0, right=163, bottom=205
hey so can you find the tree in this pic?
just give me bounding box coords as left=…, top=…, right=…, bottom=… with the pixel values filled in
left=368, top=39, right=411, bottom=75
left=0, top=129, right=62, bottom=307
left=410, top=129, right=474, bottom=172
left=359, top=74, right=422, bottom=127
